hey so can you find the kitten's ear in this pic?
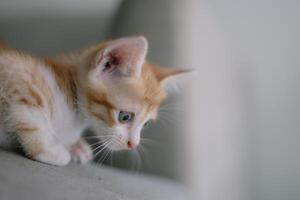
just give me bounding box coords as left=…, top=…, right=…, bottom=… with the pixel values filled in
left=94, top=36, right=148, bottom=79
left=151, top=63, right=191, bottom=93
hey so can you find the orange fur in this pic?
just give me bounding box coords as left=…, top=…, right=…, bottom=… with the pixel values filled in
left=0, top=37, right=188, bottom=165
left=44, top=58, right=77, bottom=108
left=15, top=122, right=39, bottom=133
left=84, top=62, right=167, bottom=126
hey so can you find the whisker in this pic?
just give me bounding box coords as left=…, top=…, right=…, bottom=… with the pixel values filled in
left=82, top=135, right=112, bottom=139
left=141, top=138, right=162, bottom=146
left=138, top=144, right=150, bottom=161
left=93, top=140, right=113, bottom=162
left=89, top=139, right=108, bottom=147
left=111, top=136, right=125, bottom=147
left=98, top=148, right=112, bottom=165
left=133, top=149, right=142, bottom=171
left=109, top=150, right=114, bottom=167
left=92, top=139, right=111, bottom=153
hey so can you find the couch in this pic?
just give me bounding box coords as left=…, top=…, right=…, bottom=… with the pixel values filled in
left=0, top=0, right=189, bottom=199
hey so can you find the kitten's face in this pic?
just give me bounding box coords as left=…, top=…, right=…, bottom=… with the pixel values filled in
left=80, top=37, right=186, bottom=150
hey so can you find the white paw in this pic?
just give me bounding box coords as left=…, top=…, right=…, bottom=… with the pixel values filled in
left=34, top=144, right=71, bottom=166
left=70, top=140, right=93, bottom=164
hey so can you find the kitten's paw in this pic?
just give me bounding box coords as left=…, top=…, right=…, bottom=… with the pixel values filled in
left=34, top=144, right=71, bottom=166
left=70, top=139, right=92, bottom=164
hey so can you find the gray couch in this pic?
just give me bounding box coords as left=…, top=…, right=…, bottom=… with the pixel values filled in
left=0, top=150, right=186, bottom=200
left=0, top=0, right=189, bottom=199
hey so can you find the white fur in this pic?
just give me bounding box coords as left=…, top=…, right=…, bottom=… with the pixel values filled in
left=0, top=36, right=162, bottom=166
left=0, top=53, right=88, bottom=166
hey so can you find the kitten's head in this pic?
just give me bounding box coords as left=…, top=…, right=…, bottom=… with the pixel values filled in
left=78, top=37, right=187, bottom=150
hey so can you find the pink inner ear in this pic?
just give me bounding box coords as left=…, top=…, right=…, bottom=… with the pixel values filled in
left=100, top=52, right=121, bottom=73
left=100, top=37, right=148, bottom=78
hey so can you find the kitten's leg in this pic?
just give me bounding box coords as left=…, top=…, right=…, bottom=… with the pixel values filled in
left=70, top=139, right=93, bottom=164
left=9, top=105, right=71, bottom=166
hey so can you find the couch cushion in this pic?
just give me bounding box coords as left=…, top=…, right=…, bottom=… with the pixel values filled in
left=0, top=150, right=187, bottom=200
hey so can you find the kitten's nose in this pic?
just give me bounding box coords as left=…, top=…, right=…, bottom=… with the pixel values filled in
left=127, top=140, right=138, bottom=149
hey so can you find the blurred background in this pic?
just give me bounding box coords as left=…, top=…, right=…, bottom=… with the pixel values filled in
left=1, top=0, right=300, bottom=200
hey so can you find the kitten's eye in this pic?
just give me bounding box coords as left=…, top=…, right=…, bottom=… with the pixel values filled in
left=118, top=111, right=134, bottom=124
left=143, top=120, right=152, bottom=128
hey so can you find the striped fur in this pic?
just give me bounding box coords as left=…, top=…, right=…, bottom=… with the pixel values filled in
left=0, top=37, right=187, bottom=166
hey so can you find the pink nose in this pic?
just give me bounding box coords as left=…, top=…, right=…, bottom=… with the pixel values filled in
left=127, top=141, right=138, bottom=149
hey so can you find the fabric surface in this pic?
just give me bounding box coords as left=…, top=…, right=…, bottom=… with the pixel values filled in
left=0, top=150, right=187, bottom=200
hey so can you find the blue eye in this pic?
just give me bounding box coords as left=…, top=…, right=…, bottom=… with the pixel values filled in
left=118, top=111, right=134, bottom=124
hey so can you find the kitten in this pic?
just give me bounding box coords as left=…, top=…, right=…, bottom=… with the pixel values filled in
left=0, top=37, right=187, bottom=166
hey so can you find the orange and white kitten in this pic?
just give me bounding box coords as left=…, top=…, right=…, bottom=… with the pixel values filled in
left=0, top=37, right=187, bottom=166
